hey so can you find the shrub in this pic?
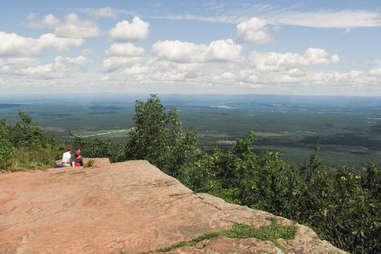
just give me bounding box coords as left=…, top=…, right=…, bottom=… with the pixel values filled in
left=0, top=119, right=16, bottom=170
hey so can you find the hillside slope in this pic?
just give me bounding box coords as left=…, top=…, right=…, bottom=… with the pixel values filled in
left=0, top=160, right=347, bottom=254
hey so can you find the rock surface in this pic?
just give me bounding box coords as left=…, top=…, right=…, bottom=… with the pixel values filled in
left=0, top=160, right=347, bottom=254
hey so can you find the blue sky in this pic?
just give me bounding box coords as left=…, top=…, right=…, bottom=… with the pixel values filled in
left=1, top=0, right=381, bottom=95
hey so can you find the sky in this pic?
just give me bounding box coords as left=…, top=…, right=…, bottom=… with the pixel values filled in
left=1, top=0, right=381, bottom=96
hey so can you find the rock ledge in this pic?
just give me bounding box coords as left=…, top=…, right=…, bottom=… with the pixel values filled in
left=0, top=160, right=347, bottom=254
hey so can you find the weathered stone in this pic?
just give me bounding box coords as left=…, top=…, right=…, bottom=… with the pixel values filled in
left=0, top=160, right=347, bottom=254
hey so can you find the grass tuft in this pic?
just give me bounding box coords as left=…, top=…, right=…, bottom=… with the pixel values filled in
left=155, top=241, right=187, bottom=252
left=84, top=159, right=95, bottom=168
left=151, top=218, right=296, bottom=252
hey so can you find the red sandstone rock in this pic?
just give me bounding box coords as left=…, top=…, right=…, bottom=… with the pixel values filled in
left=0, top=160, right=347, bottom=254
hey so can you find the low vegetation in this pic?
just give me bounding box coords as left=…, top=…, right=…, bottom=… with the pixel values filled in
left=154, top=219, right=296, bottom=252
left=0, top=112, right=62, bottom=171
left=1, top=95, right=380, bottom=253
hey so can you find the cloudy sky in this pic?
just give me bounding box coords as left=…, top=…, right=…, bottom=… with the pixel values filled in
left=1, top=0, right=381, bottom=95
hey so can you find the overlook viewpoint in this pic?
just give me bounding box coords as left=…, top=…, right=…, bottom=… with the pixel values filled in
left=0, top=159, right=346, bottom=254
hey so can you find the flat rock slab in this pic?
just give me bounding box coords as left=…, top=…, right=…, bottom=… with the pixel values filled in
left=0, top=160, right=347, bottom=254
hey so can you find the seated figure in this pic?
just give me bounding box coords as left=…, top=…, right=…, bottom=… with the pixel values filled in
left=61, top=145, right=72, bottom=167
left=70, top=149, right=83, bottom=167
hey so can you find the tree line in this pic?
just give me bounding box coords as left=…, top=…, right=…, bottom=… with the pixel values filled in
left=0, top=95, right=380, bottom=253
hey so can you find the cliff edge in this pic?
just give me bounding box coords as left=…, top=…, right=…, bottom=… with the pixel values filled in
left=0, top=160, right=347, bottom=254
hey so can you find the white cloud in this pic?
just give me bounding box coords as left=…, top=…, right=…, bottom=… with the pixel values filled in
left=55, top=13, right=101, bottom=38
left=17, top=56, right=89, bottom=79
left=4, top=57, right=39, bottom=68
left=153, top=40, right=206, bottom=62
left=212, top=72, right=236, bottom=82
left=237, top=17, right=272, bottom=44
left=0, top=32, right=83, bottom=57
left=88, top=7, right=117, bottom=18
left=150, top=9, right=381, bottom=29
left=206, top=39, right=242, bottom=61
left=123, top=64, right=149, bottom=75
left=152, top=39, right=242, bottom=62
left=109, top=17, right=150, bottom=41
left=102, top=56, right=144, bottom=72
left=0, top=57, right=40, bottom=74
left=26, top=13, right=101, bottom=38
left=270, top=10, right=381, bottom=28
left=26, top=14, right=60, bottom=28
left=248, top=48, right=339, bottom=71
left=0, top=59, right=10, bottom=73
left=150, top=14, right=243, bottom=24
left=369, top=62, right=381, bottom=76
left=105, top=43, right=146, bottom=57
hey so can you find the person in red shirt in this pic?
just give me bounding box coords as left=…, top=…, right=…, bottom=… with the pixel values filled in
left=70, top=149, right=83, bottom=167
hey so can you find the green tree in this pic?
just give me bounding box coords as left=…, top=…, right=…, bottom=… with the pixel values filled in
left=126, top=95, right=203, bottom=180
left=0, top=119, right=16, bottom=170
left=6, top=112, right=61, bottom=169
left=69, top=131, right=126, bottom=163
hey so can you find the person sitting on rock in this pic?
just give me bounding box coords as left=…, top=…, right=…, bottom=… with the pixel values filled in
left=60, top=145, right=72, bottom=167
left=70, top=149, right=84, bottom=167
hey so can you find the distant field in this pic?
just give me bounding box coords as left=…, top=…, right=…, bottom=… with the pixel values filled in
left=1, top=94, right=381, bottom=169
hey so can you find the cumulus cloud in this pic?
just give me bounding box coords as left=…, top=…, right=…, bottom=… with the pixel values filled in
left=123, top=64, right=149, bottom=75
left=0, top=32, right=83, bottom=57
left=26, top=14, right=60, bottom=28
left=0, top=57, right=40, bottom=74
left=102, top=56, right=144, bottom=72
left=206, top=39, right=243, bottom=61
left=0, top=59, right=10, bottom=73
left=4, top=57, right=39, bottom=68
left=237, top=17, right=272, bottom=44
left=212, top=72, right=236, bottom=82
left=55, top=13, right=101, bottom=38
left=26, top=13, right=101, bottom=38
left=152, top=39, right=242, bottom=62
left=248, top=48, right=339, bottom=71
left=105, top=43, right=146, bottom=57
left=88, top=7, right=117, bottom=18
left=109, top=17, right=149, bottom=41
left=153, top=40, right=205, bottom=62
left=17, top=56, right=89, bottom=79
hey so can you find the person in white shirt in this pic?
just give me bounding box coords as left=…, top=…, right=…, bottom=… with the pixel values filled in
left=61, top=145, right=72, bottom=167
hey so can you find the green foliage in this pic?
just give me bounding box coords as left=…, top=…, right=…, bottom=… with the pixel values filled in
left=13, top=144, right=59, bottom=170
left=153, top=219, right=296, bottom=252
left=70, top=133, right=126, bottom=163
left=9, top=112, right=56, bottom=148
left=1, top=112, right=61, bottom=170
left=123, top=94, right=380, bottom=254
left=220, top=219, right=296, bottom=241
left=126, top=95, right=203, bottom=184
left=0, top=119, right=16, bottom=170
left=2, top=96, right=380, bottom=253
left=207, top=138, right=380, bottom=253
left=84, top=159, right=95, bottom=168
left=155, top=241, right=187, bottom=252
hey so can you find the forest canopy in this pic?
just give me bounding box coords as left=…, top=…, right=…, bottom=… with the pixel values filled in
left=0, top=95, right=380, bottom=254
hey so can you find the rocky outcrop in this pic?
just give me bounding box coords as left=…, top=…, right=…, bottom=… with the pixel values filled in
left=0, top=160, right=347, bottom=254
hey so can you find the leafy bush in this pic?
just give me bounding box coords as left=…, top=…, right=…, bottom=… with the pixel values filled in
left=0, top=119, right=16, bottom=170
left=1, top=112, right=61, bottom=170
left=70, top=133, right=125, bottom=162
left=84, top=159, right=95, bottom=168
